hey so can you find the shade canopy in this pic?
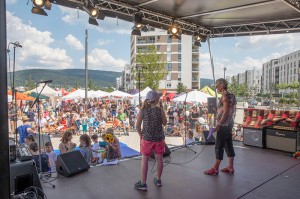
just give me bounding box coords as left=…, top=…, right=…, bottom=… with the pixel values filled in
left=53, top=0, right=300, bottom=38
left=62, top=89, right=95, bottom=99
left=28, top=85, right=59, bottom=97
left=7, top=91, right=35, bottom=101
left=28, top=91, right=50, bottom=99
left=133, top=87, right=152, bottom=99
left=94, top=90, right=110, bottom=98
left=172, top=90, right=210, bottom=103
left=200, top=86, right=222, bottom=97
left=110, top=90, right=133, bottom=99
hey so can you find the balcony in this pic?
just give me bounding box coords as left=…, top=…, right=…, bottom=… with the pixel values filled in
left=192, top=86, right=199, bottom=89
left=192, top=67, right=199, bottom=71
left=192, top=77, right=199, bottom=81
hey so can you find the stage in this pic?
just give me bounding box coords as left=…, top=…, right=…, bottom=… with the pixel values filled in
left=43, top=143, right=300, bottom=199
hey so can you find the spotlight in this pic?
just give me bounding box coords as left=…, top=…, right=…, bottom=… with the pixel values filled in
left=167, top=22, right=182, bottom=39
left=31, top=7, right=48, bottom=16
left=90, top=8, right=99, bottom=18
left=131, top=28, right=141, bottom=36
left=33, top=0, right=45, bottom=8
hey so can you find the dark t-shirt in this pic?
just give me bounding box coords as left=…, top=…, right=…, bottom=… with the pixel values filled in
left=33, top=153, right=49, bottom=173
left=111, top=104, right=117, bottom=111
left=27, top=111, right=35, bottom=121
left=141, top=107, right=165, bottom=142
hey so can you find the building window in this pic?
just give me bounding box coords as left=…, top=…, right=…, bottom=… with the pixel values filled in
left=167, top=63, right=172, bottom=71
left=157, top=45, right=160, bottom=51
left=157, top=36, right=160, bottom=41
left=148, top=37, right=155, bottom=43
left=167, top=44, right=171, bottom=52
left=178, top=37, right=181, bottom=43
left=167, top=73, right=171, bottom=81
left=178, top=44, right=181, bottom=52
left=178, top=73, right=181, bottom=81
left=178, top=54, right=181, bottom=62
left=168, top=37, right=172, bottom=43
left=166, top=83, right=171, bottom=88
left=178, top=63, right=181, bottom=71
left=167, top=54, right=171, bottom=62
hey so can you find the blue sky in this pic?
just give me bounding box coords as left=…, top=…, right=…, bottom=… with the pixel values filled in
left=6, top=0, right=300, bottom=79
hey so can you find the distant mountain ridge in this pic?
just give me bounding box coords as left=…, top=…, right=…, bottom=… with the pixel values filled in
left=10, top=69, right=121, bottom=88
left=200, top=78, right=214, bottom=89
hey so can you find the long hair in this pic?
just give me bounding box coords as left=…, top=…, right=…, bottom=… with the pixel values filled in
left=61, top=130, right=72, bottom=144
left=216, top=78, right=228, bottom=89
left=79, top=134, right=91, bottom=147
left=141, top=99, right=152, bottom=110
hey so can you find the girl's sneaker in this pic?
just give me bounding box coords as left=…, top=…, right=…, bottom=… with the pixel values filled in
left=154, top=177, right=162, bottom=186
left=134, top=181, right=147, bottom=191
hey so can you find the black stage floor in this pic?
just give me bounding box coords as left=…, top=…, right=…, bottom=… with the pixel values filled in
left=43, top=143, right=300, bottom=199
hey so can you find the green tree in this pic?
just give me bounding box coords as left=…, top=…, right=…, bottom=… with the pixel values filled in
left=228, top=79, right=239, bottom=96
left=237, top=83, right=249, bottom=97
left=74, top=80, right=79, bottom=89
left=24, top=76, right=35, bottom=90
left=132, top=45, right=167, bottom=90
left=289, top=82, right=300, bottom=94
left=88, top=79, right=95, bottom=90
left=176, top=82, right=187, bottom=94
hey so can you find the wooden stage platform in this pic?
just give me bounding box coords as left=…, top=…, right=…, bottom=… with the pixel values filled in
left=43, top=143, right=300, bottom=199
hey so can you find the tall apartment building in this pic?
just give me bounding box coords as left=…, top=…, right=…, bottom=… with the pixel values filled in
left=130, top=28, right=200, bottom=91
left=228, top=68, right=262, bottom=96
left=262, top=50, right=300, bottom=94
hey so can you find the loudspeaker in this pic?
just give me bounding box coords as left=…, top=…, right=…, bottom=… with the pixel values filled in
left=207, top=98, right=217, bottom=114
left=10, top=160, right=43, bottom=197
left=243, top=127, right=265, bottom=148
left=203, top=130, right=216, bottom=145
left=56, top=150, right=90, bottom=177
left=265, top=128, right=299, bottom=153
left=150, top=143, right=171, bottom=158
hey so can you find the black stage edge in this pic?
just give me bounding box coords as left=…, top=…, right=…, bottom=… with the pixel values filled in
left=43, top=143, right=300, bottom=199
left=0, top=1, right=10, bottom=198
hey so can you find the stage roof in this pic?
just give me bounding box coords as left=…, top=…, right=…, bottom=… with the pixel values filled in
left=53, top=0, right=300, bottom=37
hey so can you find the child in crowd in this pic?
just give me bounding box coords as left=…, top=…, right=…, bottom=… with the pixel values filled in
left=93, top=117, right=99, bottom=134
left=129, top=115, right=136, bottom=131
left=79, top=134, right=93, bottom=164
left=45, top=142, right=57, bottom=172
left=112, top=117, right=122, bottom=136
left=194, top=122, right=203, bottom=142
left=91, top=134, right=102, bottom=163
left=186, top=130, right=195, bottom=145
left=122, top=115, right=130, bottom=136
left=104, top=128, right=121, bottom=160
left=24, top=135, right=35, bottom=147
left=98, top=117, right=106, bottom=135
left=29, top=142, right=49, bottom=173
left=87, top=113, right=95, bottom=135
left=81, top=114, right=88, bottom=134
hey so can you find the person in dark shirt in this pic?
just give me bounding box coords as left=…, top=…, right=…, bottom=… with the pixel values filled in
left=111, top=101, right=117, bottom=117
left=29, top=142, right=49, bottom=173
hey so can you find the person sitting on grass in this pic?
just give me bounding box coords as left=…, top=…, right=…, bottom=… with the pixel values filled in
left=79, top=134, right=93, bottom=164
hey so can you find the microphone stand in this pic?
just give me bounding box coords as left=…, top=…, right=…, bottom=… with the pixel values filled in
left=172, top=92, right=196, bottom=153
left=30, top=82, right=55, bottom=188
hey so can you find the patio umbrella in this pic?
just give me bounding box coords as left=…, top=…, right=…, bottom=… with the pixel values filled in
left=8, top=91, right=35, bottom=101
left=28, top=91, right=50, bottom=99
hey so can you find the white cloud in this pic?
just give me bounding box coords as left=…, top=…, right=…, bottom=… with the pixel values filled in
left=65, top=34, right=84, bottom=50
left=59, top=6, right=132, bottom=34
left=6, top=11, right=73, bottom=70
left=80, top=48, right=127, bottom=72
left=97, top=39, right=114, bottom=46
left=235, top=33, right=300, bottom=53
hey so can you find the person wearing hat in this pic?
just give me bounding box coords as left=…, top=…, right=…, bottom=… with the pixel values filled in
left=134, top=90, right=167, bottom=191
left=17, top=116, right=35, bottom=144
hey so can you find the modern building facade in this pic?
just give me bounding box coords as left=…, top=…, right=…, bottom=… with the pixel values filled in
left=129, top=28, right=200, bottom=91
left=228, top=68, right=262, bottom=96
left=262, top=49, right=300, bottom=94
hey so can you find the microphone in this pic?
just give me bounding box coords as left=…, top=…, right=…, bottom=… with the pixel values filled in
left=13, top=42, right=22, bottom=48
left=37, top=80, right=52, bottom=84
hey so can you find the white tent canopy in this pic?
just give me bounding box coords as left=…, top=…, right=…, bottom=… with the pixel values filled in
left=62, top=89, right=96, bottom=100
left=110, top=90, right=133, bottom=99
left=29, top=84, right=59, bottom=97
left=94, top=90, right=110, bottom=98
left=172, top=91, right=210, bottom=103
left=133, top=87, right=152, bottom=100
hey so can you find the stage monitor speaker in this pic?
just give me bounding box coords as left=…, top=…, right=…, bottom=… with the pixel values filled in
left=10, top=160, right=43, bottom=197
left=203, top=130, right=216, bottom=145
left=150, top=143, right=171, bottom=158
left=207, top=98, right=217, bottom=114
left=56, top=150, right=90, bottom=177
left=265, top=128, right=299, bottom=153
left=243, top=127, right=265, bottom=148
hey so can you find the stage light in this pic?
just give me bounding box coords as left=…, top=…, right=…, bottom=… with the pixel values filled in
left=167, top=22, right=182, bottom=39
left=131, top=28, right=141, bottom=36
left=90, top=8, right=99, bottom=18
left=33, top=0, right=45, bottom=8
left=31, top=7, right=48, bottom=16
left=88, top=17, right=99, bottom=26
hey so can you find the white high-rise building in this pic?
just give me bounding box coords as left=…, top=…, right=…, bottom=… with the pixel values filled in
left=262, top=50, right=300, bottom=94
left=130, top=28, right=200, bottom=91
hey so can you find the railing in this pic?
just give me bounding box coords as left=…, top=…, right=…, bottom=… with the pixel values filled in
left=192, top=86, right=199, bottom=89
left=192, top=68, right=199, bottom=71
left=192, top=77, right=199, bottom=81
